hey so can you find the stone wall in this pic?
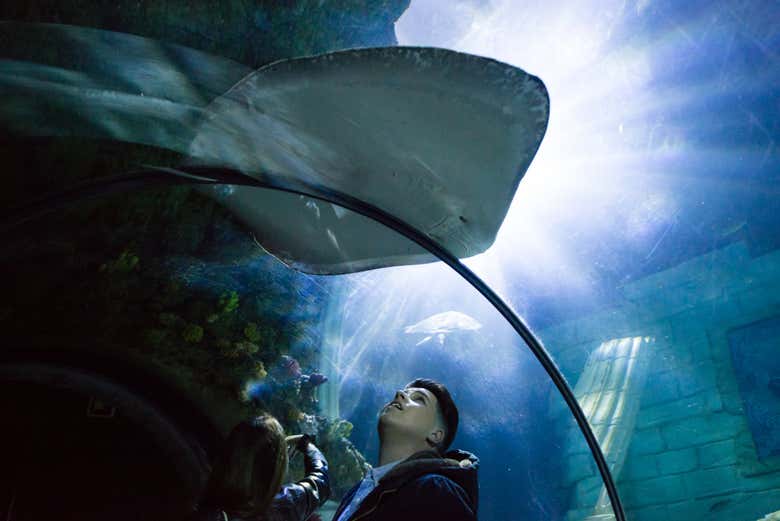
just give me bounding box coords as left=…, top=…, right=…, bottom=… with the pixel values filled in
left=541, top=242, right=780, bottom=521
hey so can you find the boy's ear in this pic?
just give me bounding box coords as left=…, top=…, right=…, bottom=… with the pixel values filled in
left=426, top=428, right=445, bottom=446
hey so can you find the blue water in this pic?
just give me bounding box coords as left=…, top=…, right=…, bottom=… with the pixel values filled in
left=1, top=1, right=779, bottom=520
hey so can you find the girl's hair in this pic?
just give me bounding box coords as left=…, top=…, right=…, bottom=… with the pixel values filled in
left=201, top=414, right=288, bottom=517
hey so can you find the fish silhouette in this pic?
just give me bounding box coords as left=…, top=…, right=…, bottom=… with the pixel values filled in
left=276, top=355, right=302, bottom=379
left=404, top=311, right=482, bottom=346
left=302, top=372, right=329, bottom=387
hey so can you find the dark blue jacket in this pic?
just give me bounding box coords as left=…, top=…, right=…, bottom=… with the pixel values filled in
left=332, top=449, right=479, bottom=521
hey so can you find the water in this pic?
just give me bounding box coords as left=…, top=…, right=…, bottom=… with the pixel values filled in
left=1, top=2, right=779, bottom=520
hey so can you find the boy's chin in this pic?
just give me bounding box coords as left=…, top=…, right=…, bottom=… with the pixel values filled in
left=377, top=413, right=400, bottom=432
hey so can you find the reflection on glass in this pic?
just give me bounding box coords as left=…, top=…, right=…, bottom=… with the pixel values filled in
left=1, top=185, right=605, bottom=520
left=566, top=337, right=652, bottom=519
left=308, top=221, right=604, bottom=520
left=397, top=2, right=780, bottom=520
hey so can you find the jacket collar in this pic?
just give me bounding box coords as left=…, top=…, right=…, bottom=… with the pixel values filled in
left=343, top=449, right=479, bottom=521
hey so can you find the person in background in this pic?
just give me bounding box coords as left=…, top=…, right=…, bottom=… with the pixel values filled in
left=332, top=378, right=478, bottom=521
left=188, top=414, right=329, bottom=521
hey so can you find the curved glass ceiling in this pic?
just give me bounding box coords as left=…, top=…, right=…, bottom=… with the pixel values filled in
left=1, top=2, right=779, bottom=520
left=1, top=184, right=602, bottom=520
left=398, top=2, right=780, bottom=520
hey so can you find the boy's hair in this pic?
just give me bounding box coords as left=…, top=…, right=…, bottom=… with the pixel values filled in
left=406, top=378, right=459, bottom=453
left=201, top=414, right=287, bottom=516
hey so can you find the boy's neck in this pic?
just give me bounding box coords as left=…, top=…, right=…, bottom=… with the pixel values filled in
left=378, top=439, right=430, bottom=466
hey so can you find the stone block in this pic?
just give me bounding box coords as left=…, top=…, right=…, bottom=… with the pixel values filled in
left=669, top=316, right=710, bottom=346
left=556, top=344, right=593, bottom=381
left=682, top=466, right=741, bottom=498
left=654, top=290, right=700, bottom=316
left=645, top=320, right=673, bottom=343
left=626, top=504, right=668, bottom=521
left=698, top=439, right=738, bottom=468
left=744, top=487, right=780, bottom=516
left=656, top=447, right=698, bottom=475
left=721, top=301, right=761, bottom=331
left=750, top=248, right=780, bottom=274
left=564, top=428, right=593, bottom=457
left=566, top=507, right=597, bottom=521
left=676, top=362, right=718, bottom=397
left=574, top=476, right=604, bottom=506
left=665, top=490, right=780, bottom=521
left=565, top=453, right=598, bottom=486
left=734, top=289, right=780, bottom=323
left=628, top=428, right=666, bottom=456
left=636, top=393, right=722, bottom=429
left=542, top=321, right=583, bottom=348
left=714, top=363, right=741, bottom=395
left=686, top=337, right=714, bottom=363
left=621, top=242, right=748, bottom=300
left=641, top=372, right=680, bottom=407
left=719, top=391, right=745, bottom=415
left=582, top=515, right=617, bottom=521
left=621, top=453, right=660, bottom=482
left=649, top=346, right=693, bottom=376
left=622, top=474, right=688, bottom=507
left=621, top=276, right=666, bottom=301
left=665, top=496, right=739, bottom=520
left=577, top=318, right=622, bottom=344
left=735, top=427, right=761, bottom=465
left=661, top=413, right=743, bottom=450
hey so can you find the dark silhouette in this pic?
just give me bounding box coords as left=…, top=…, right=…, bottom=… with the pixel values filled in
left=188, top=414, right=329, bottom=521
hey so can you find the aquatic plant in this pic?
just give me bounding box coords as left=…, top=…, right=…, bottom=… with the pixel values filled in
left=234, top=340, right=260, bottom=355
left=182, top=323, right=204, bottom=343
left=0, top=4, right=408, bottom=509
left=327, top=418, right=354, bottom=440
left=218, top=291, right=240, bottom=314
left=244, top=322, right=261, bottom=342
left=99, top=249, right=139, bottom=274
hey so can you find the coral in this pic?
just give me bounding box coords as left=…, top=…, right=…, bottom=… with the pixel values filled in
left=0, top=5, right=393, bottom=506
left=98, top=249, right=139, bottom=274
left=218, top=291, right=240, bottom=314
left=327, top=419, right=354, bottom=440
left=285, top=413, right=368, bottom=498
left=243, top=322, right=261, bottom=343
left=317, top=417, right=369, bottom=498
left=182, top=323, right=204, bottom=343
left=234, top=340, right=260, bottom=355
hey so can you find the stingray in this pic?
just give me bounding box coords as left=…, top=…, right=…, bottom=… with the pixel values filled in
left=1, top=23, right=549, bottom=274
left=404, top=311, right=483, bottom=346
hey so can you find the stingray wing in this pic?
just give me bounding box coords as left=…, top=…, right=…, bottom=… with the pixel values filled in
left=1, top=24, right=549, bottom=274
left=189, top=47, right=549, bottom=274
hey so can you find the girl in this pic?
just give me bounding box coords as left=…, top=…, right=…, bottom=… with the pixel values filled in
left=189, top=414, right=329, bottom=521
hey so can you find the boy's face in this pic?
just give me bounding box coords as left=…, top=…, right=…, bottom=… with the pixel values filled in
left=378, top=386, right=443, bottom=446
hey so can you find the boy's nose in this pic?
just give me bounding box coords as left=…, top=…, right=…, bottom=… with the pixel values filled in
left=395, top=389, right=407, bottom=402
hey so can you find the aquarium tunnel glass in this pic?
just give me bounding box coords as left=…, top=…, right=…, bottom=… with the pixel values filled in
left=1, top=182, right=599, bottom=521
left=397, top=1, right=780, bottom=521
left=1, top=1, right=779, bottom=521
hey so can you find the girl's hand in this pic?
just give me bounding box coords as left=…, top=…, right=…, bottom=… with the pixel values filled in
left=285, top=434, right=305, bottom=445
